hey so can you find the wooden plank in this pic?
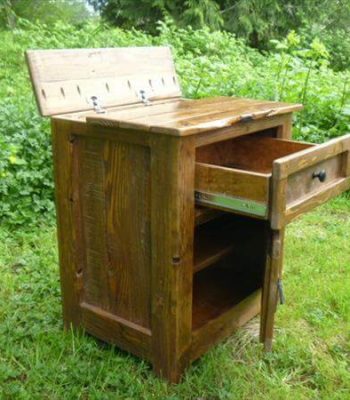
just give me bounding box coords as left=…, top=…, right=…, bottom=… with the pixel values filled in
left=117, top=99, right=269, bottom=128
left=276, top=113, right=293, bottom=139
left=150, top=135, right=195, bottom=383
left=88, top=98, right=303, bottom=136
left=26, top=47, right=181, bottom=116
left=81, top=302, right=152, bottom=361
left=195, top=115, right=289, bottom=147
left=78, top=137, right=111, bottom=313
left=191, top=289, right=261, bottom=362
left=197, top=136, right=312, bottom=174
left=52, top=119, right=83, bottom=329
left=78, top=134, right=152, bottom=328
left=195, top=162, right=270, bottom=203
left=286, top=154, right=343, bottom=204
left=81, top=125, right=151, bottom=146
left=284, top=177, right=350, bottom=225
left=87, top=97, right=237, bottom=130
left=161, top=103, right=302, bottom=136
left=105, top=139, right=152, bottom=327
left=54, top=98, right=184, bottom=122
left=271, top=134, right=350, bottom=229
left=342, top=147, right=350, bottom=177
left=270, top=166, right=288, bottom=230
left=274, top=134, right=350, bottom=179
left=103, top=96, right=234, bottom=121
left=53, top=119, right=152, bottom=147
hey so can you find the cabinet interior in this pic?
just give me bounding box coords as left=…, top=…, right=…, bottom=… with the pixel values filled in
left=196, top=129, right=311, bottom=174
left=192, top=213, right=267, bottom=330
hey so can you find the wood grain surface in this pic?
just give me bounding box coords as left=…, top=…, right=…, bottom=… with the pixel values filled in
left=88, top=97, right=303, bottom=136
left=26, top=47, right=181, bottom=116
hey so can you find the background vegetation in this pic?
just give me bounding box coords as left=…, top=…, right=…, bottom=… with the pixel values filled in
left=0, top=1, right=349, bottom=398
left=0, top=0, right=349, bottom=225
left=0, top=17, right=349, bottom=225
left=88, top=0, right=350, bottom=70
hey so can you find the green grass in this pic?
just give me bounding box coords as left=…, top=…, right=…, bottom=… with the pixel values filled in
left=0, top=198, right=349, bottom=399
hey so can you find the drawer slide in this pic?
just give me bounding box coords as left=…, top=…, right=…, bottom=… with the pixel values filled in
left=195, top=191, right=268, bottom=218
left=195, top=159, right=270, bottom=219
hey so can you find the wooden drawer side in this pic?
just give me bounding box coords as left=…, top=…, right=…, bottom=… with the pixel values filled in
left=195, top=162, right=270, bottom=218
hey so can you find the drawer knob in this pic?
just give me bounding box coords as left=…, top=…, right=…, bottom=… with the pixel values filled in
left=312, top=170, right=327, bottom=182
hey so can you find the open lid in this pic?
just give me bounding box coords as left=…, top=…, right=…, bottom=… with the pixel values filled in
left=26, top=47, right=182, bottom=117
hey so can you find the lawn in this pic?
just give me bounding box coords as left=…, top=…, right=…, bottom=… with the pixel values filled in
left=0, top=197, right=349, bottom=399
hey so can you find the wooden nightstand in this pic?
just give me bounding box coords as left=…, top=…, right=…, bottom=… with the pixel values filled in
left=26, top=47, right=350, bottom=383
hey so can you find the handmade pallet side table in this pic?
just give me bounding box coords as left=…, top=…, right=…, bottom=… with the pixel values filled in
left=26, top=47, right=350, bottom=383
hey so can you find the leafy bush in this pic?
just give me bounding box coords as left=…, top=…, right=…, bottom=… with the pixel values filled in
left=316, top=29, right=350, bottom=72
left=0, top=0, right=91, bottom=29
left=0, top=20, right=349, bottom=225
left=0, top=101, right=54, bottom=225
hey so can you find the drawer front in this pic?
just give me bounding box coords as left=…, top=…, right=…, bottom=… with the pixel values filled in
left=195, top=162, right=270, bottom=218
left=286, top=155, right=343, bottom=204
left=195, top=134, right=350, bottom=227
left=271, top=134, right=350, bottom=228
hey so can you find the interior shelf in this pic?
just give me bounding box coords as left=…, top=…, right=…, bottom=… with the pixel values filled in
left=192, top=265, right=261, bottom=330
left=195, top=206, right=223, bottom=226
left=193, top=219, right=236, bottom=273
left=193, top=214, right=265, bottom=274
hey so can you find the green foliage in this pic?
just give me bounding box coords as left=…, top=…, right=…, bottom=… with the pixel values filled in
left=0, top=0, right=16, bottom=29
left=0, top=20, right=349, bottom=225
left=0, top=199, right=349, bottom=397
left=88, top=0, right=224, bottom=33
left=0, top=101, right=54, bottom=225
left=302, top=28, right=350, bottom=72
left=183, top=0, right=223, bottom=29
left=221, top=0, right=350, bottom=50
left=88, top=0, right=350, bottom=70
left=0, top=0, right=91, bottom=29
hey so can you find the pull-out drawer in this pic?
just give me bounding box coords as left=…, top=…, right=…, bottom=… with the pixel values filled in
left=195, top=134, right=350, bottom=228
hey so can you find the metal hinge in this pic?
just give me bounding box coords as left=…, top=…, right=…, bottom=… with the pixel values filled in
left=277, top=279, right=285, bottom=305
left=240, top=114, right=253, bottom=123
left=90, top=96, right=106, bottom=114
left=138, top=89, right=151, bottom=106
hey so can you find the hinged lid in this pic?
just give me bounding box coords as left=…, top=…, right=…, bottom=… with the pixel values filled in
left=26, top=47, right=182, bottom=117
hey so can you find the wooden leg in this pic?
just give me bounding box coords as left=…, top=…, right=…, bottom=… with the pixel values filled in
left=52, top=120, right=83, bottom=329
left=276, top=113, right=293, bottom=139
left=260, top=228, right=285, bottom=351
left=150, top=135, right=194, bottom=382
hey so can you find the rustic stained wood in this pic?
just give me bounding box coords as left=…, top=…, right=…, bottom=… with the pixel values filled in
left=195, top=135, right=350, bottom=222
left=271, top=134, right=350, bottom=229
left=26, top=47, right=181, bottom=116
left=87, top=97, right=303, bottom=135
left=26, top=46, right=350, bottom=383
